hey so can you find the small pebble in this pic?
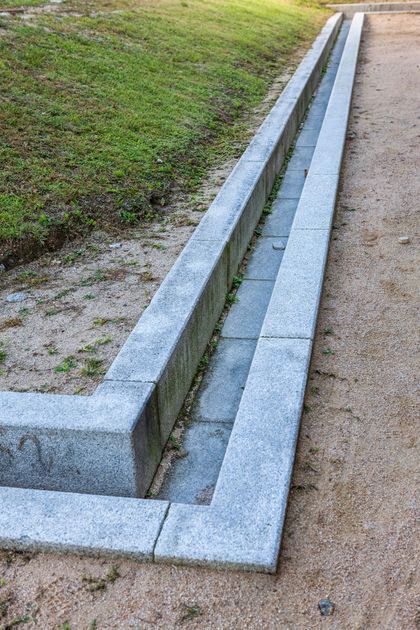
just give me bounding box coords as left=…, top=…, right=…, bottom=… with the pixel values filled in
left=398, top=236, right=410, bottom=244
left=272, top=241, right=286, bottom=251
left=318, top=598, right=335, bottom=617
left=109, top=242, right=122, bottom=249
left=6, top=292, right=28, bottom=303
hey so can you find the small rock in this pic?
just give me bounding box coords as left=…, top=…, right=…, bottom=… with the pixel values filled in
left=398, top=236, right=410, bottom=244
left=318, top=598, right=335, bottom=617
left=272, top=241, right=286, bottom=251
left=109, top=242, right=122, bottom=249
left=0, top=264, right=6, bottom=273
left=6, top=292, right=28, bottom=303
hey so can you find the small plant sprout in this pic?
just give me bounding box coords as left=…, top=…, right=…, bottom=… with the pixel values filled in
left=168, top=435, right=181, bottom=451
left=225, top=291, right=238, bottom=306
left=54, top=356, right=77, bottom=373
left=232, top=274, right=243, bottom=289
left=81, top=358, right=104, bottom=378
left=0, top=344, right=7, bottom=364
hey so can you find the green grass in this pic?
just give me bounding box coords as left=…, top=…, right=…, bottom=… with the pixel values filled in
left=0, top=0, right=46, bottom=7
left=0, top=0, right=326, bottom=261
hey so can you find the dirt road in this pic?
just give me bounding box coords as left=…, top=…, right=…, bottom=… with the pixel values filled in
left=1, top=13, right=419, bottom=630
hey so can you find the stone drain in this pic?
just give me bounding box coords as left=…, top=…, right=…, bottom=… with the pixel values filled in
left=0, top=12, right=366, bottom=572
left=156, top=20, right=351, bottom=506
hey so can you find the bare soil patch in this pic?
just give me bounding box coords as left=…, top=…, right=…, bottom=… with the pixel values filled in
left=0, top=13, right=419, bottom=630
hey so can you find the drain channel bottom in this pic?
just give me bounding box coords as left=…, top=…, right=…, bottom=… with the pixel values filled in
left=156, top=20, right=351, bottom=505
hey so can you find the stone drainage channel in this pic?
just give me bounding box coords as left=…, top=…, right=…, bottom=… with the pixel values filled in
left=0, top=12, right=366, bottom=572
left=157, top=20, right=351, bottom=506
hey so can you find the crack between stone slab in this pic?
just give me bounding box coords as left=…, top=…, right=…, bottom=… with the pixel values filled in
left=235, top=278, right=274, bottom=283
left=260, top=334, right=312, bottom=340
left=104, top=377, right=156, bottom=384
left=293, top=227, right=331, bottom=231
left=220, top=335, right=259, bottom=341
left=242, top=278, right=278, bottom=283
left=240, top=158, right=267, bottom=163
left=190, top=238, right=223, bottom=242
left=152, top=501, right=171, bottom=562
left=194, top=418, right=234, bottom=427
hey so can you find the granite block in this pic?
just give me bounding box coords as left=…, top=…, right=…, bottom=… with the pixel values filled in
left=261, top=228, right=331, bottom=340
left=190, top=338, right=256, bottom=423
left=221, top=280, right=274, bottom=339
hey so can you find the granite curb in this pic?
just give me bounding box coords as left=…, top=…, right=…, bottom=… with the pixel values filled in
left=0, top=13, right=343, bottom=498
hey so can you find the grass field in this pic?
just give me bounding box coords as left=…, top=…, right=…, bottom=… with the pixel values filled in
left=0, top=0, right=327, bottom=264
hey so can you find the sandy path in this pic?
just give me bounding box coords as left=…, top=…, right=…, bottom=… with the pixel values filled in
left=1, top=13, right=419, bottom=630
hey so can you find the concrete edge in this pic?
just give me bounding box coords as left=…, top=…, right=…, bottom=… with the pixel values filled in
left=0, top=383, right=163, bottom=497
left=0, top=13, right=343, bottom=498
left=261, top=11, right=364, bottom=340
left=0, top=486, right=169, bottom=561
left=154, top=13, right=364, bottom=573
left=326, top=2, right=420, bottom=16
left=154, top=338, right=312, bottom=572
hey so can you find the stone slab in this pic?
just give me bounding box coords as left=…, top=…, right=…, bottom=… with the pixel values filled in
left=213, top=337, right=312, bottom=507
left=191, top=159, right=267, bottom=245
left=154, top=503, right=281, bottom=572
left=190, top=338, right=256, bottom=423
left=277, top=169, right=306, bottom=199
left=305, top=99, right=329, bottom=119
left=295, top=126, right=319, bottom=147
left=0, top=487, right=168, bottom=560
left=261, top=228, right=330, bottom=340
left=0, top=383, right=160, bottom=498
left=262, top=198, right=299, bottom=236
left=292, top=171, right=340, bottom=231
left=221, top=280, right=274, bottom=339
left=301, top=113, right=325, bottom=131
left=105, top=239, right=227, bottom=384
left=293, top=16, right=363, bottom=230
left=286, top=145, right=315, bottom=171
left=243, top=237, right=286, bottom=280
left=157, top=422, right=231, bottom=505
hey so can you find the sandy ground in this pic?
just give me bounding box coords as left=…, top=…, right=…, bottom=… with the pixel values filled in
left=0, top=13, right=419, bottom=630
